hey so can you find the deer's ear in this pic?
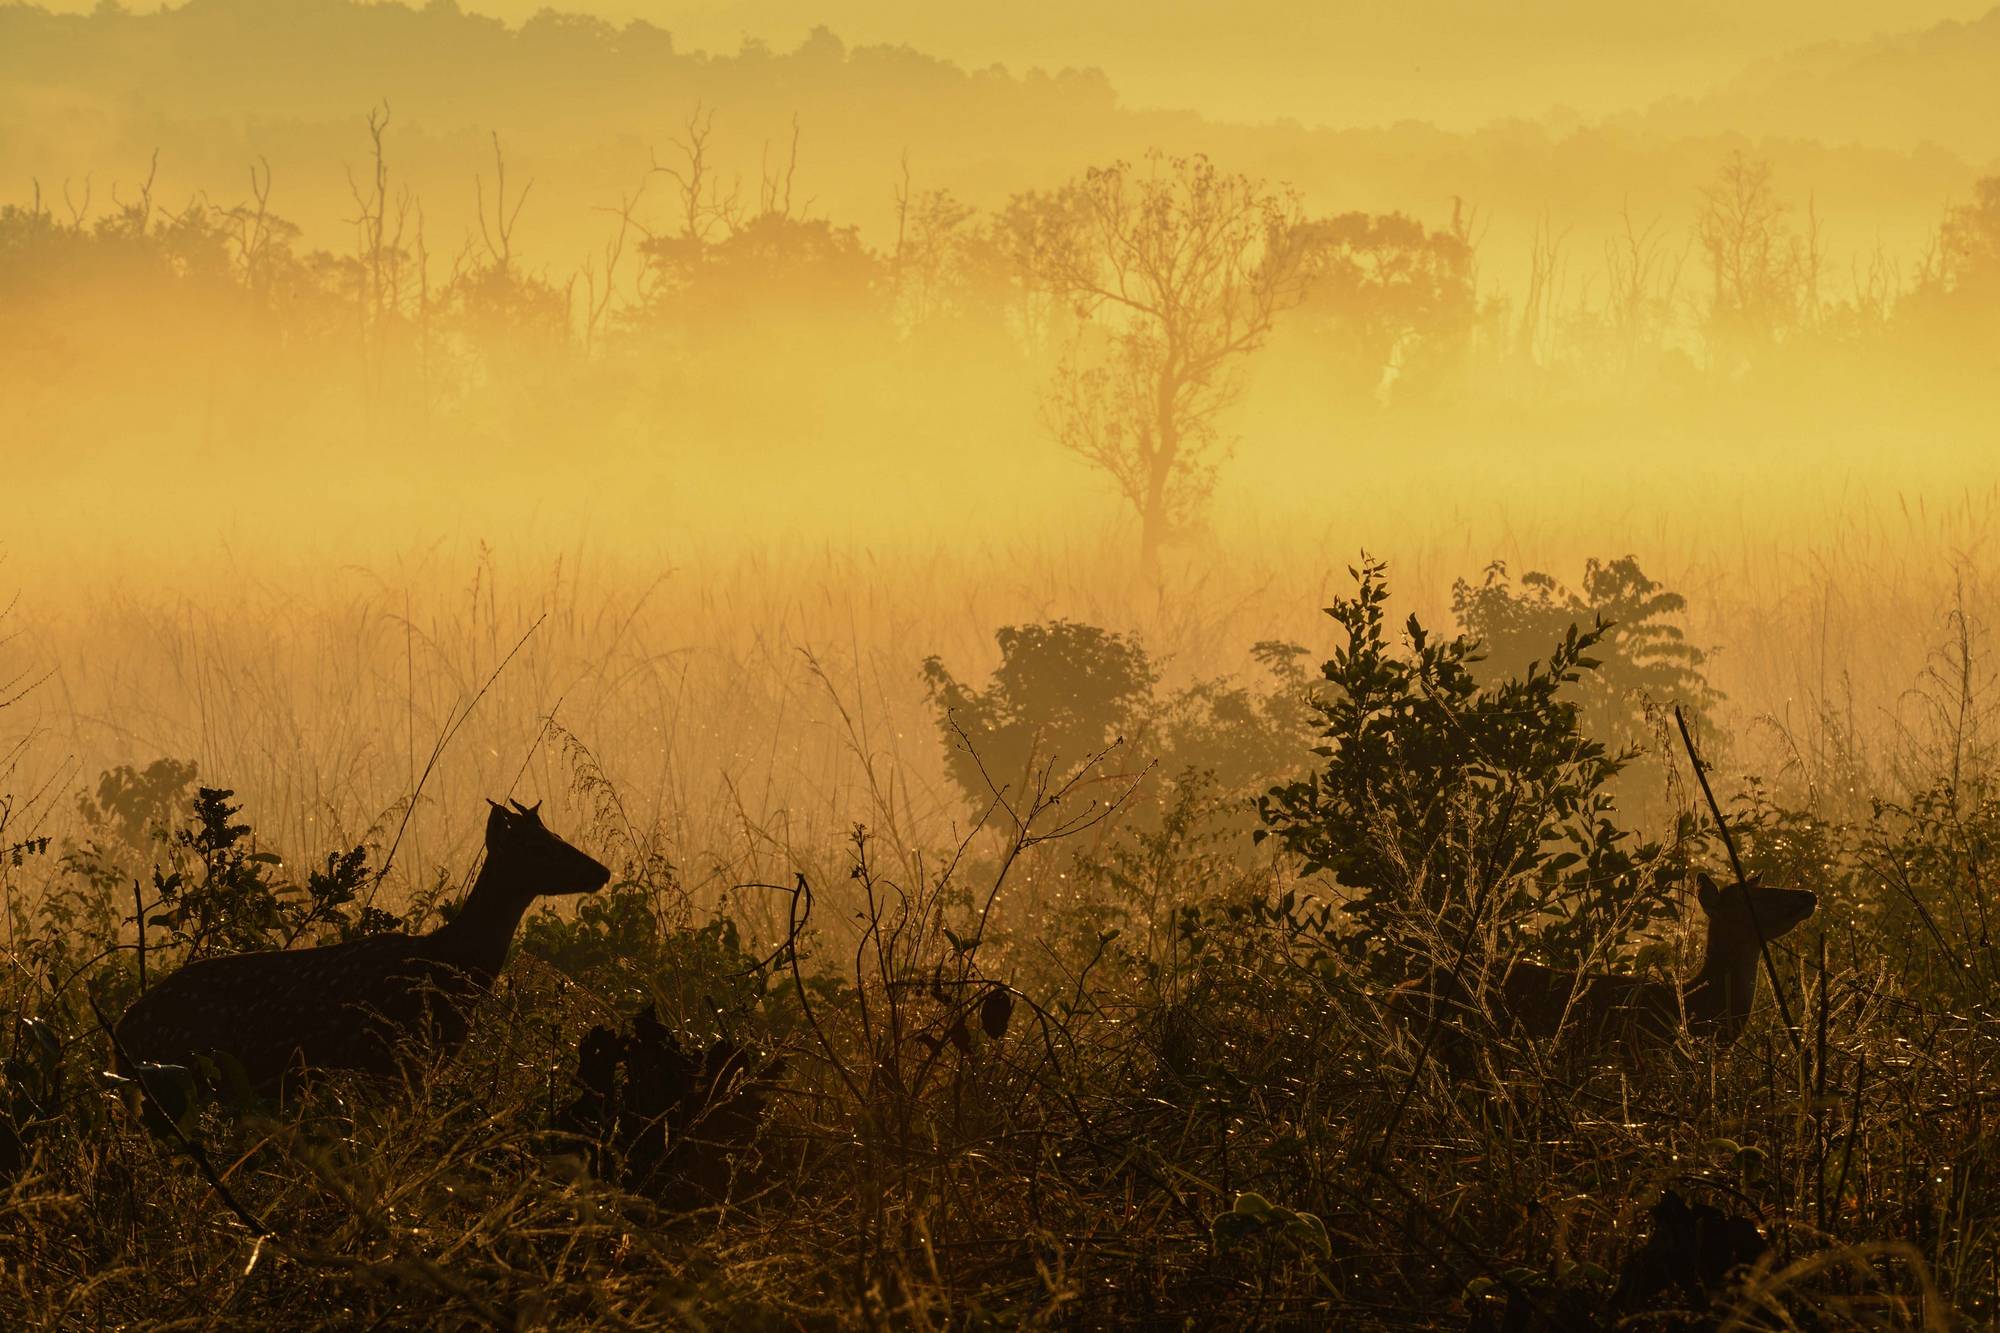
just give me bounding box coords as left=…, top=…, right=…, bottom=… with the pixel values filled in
left=1696, top=871, right=1721, bottom=914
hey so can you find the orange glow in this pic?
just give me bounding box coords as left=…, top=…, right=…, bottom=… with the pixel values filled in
left=1, top=0, right=1995, bottom=863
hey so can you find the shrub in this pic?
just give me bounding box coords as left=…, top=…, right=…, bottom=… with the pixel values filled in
left=1452, top=555, right=1719, bottom=782
left=519, top=884, right=772, bottom=1038
left=1256, top=557, right=1688, bottom=970
left=139, top=786, right=387, bottom=961
left=921, top=620, right=1157, bottom=808
left=920, top=620, right=1315, bottom=827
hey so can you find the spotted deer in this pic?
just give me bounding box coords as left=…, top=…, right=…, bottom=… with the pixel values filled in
left=114, top=799, right=611, bottom=1095
left=1398, top=872, right=1818, bottom=1061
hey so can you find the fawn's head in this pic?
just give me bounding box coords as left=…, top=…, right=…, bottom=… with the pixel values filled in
left=483, top=799, right=611, bottom=898
left=1696, top=871, right=1817, bottom=954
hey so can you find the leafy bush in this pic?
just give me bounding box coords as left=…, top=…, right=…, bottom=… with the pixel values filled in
left=31, top=758, right=204, bottom=972
left=1257, top=557, right=1687, bottom=969
left=1452, top=555, right=1719, bottom=782
left=552, top=1001, right=784, bottom=1207
left=921, top=620, right=1157, bottom=806
left=23, top=763, right=392, bottom=989
left=139, top=786, right=388, bottom=961
left=74, top=757, right=200, bottom=854
left=518, top=884, right=772, bottom=1038
left=1730, top=768, right=2000, bottom=1010
left=920, top=620, right=1315, bottom=825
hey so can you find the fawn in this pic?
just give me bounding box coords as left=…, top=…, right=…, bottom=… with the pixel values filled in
left=114, top=799, right=610, bottom=1095
left=1399, top=872, right=1818, bottom=1059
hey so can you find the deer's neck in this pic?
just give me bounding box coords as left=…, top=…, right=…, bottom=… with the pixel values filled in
left=426, top=859, right=530, bottom=984
left=1680, top=938, right=1762, bottom=1044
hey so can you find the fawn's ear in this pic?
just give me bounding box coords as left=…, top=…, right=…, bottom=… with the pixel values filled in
left=1696, top=871, right=1722, bottom=914
left=486, top=800, right=514, bottom=839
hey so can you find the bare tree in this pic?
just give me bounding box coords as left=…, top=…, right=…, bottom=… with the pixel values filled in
left=1017, top=153, right=1306, bottom=575
left=651, top=102, right=741, bottom=243
left=580, top=180, right=648, bottom=353
left=1602, top=199, right=1689, bottom=376
left=890, top=155, right=978, bottom=333
left=61, top=174, right=92, bottom=230
left=474, top=131, right=531, bottom=272
left=1697, top=151, right=1813, bottom=363
left=346, top=104, right=416, bottom=329
left=222, top=158, right=277, bottom=293
left=345, top=104, right=422, bottom=407
left=107, top=148, right=159, bottom=237
left=1515, top=212, right=1568, bottom=367
left=1936, top=176, right=2000, bottom=292
left=758, top=113, right=804, bottom=220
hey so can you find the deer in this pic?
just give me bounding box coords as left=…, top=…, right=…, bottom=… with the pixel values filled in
left=113, top=799, right=611, bottom=1097
left=1397, top=871, right=1818, bottom=1064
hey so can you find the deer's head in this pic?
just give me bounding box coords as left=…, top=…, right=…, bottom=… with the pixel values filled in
left=484, top=799, right=611, bottom=898
left=1696, top=870, right=1817, bottom=953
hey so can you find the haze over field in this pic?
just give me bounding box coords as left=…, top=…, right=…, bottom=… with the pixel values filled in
left=22, top=0, right=2000, bottom=133
left=4, top=0, right=1997, bottom=559
left=3, top=0, right=1995, bottom=792
left=3, top=8, right=2000, bottom=1322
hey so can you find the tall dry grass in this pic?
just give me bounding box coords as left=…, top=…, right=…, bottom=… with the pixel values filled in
left=2, top=497, right=1998, bottom=1326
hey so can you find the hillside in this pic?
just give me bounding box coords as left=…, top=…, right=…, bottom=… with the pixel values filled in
left=0, top=0, right=1979, bottom=291
left=1640, top=7, right=2000, bottom=162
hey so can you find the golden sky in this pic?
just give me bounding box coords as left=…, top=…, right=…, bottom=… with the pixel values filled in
left=32, top=1, right=2000, bottom=127
left=449, top=1, right=1995, bottom=126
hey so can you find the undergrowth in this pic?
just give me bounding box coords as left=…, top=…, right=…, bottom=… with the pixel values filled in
left=0, top=557, right=1992, bottom=1329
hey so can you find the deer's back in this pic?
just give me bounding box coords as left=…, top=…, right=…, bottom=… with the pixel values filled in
left=1492, top=961, right=1681, bottom=1046
left=1399, top=960, right=1683, bottom=1063
left=114, top=934, right=488, bottom=1092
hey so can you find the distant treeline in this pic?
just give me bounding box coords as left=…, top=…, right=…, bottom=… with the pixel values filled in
left=5, top=2, right=1998, bottom=555
left=4, top=128, right=1992, bottom=408
left=0, top=1, right=1981, bottom=281
left=0, top=132, right=1482, bottom=421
